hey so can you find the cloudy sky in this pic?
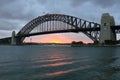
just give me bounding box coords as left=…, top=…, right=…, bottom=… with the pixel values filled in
left=0, top=0, right=120, bottom=43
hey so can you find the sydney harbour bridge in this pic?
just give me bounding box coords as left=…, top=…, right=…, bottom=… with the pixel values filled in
left=0, top=13, right=120, bottom=45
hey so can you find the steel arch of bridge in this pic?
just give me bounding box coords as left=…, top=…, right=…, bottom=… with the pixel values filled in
left=17, top=14, right=100, bottom=43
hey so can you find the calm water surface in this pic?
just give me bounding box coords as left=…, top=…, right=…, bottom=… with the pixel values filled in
left=0, top=45, right=120, bottom=80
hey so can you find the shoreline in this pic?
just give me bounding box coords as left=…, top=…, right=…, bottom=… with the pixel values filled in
left=71, top=44, right=120, bottom=47
left=0, top=44, right=120, bottom=47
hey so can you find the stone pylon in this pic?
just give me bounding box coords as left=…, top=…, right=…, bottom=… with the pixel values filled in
left=11, top=31, right=16, bottom=45
left=99, top=13, right=116, bottom=44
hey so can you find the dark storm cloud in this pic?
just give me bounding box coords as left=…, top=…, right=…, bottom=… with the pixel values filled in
left=0, top=0, right=35, bottom=20
left=0, top=0, right=16, bottom=6
left=0, top=0, right=39, bottom=31
left=93, top=0, right=117, bottom=8
left=71, top=0, right=89, bottom=7
left=0, top=0, right=119, bottom=22
left=36, top=0, right=47, bottom=4
left=71, top=0, right=118, bottom=8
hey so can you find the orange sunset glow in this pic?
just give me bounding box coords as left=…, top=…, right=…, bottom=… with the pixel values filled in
left=31, top=34, right=72, bottom=43
left=24, top=33, right=93, bottom=43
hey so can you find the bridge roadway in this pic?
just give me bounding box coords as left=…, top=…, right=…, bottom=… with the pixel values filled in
left=17, top=27, right=100, bottom=37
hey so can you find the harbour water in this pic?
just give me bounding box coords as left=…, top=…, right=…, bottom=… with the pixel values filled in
left=0, top=45, right=120, bottom=80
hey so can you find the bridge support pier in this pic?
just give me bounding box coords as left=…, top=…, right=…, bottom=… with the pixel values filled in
left=11, top=31, right=16, bottom=45
left=99, top=13, right=116, bottom=44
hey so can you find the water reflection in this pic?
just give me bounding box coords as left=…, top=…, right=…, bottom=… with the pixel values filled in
left=33, top=56, right=90, bottom=63
left=41, top=61, right=76, bottom=67
left=40, top=59, right=91, bottom=67
left=43, top=64, right=96, bottom=77
left=34, top=57, right=71, bottom=63
left=31, top=57, right=92, bottom=69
